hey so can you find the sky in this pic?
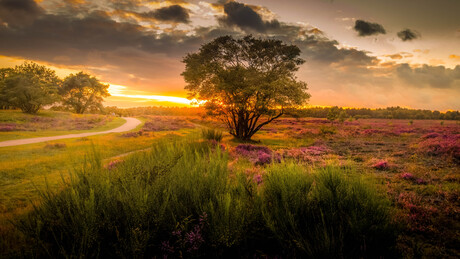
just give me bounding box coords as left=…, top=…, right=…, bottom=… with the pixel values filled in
left=0, top=0, right=459, bottom=110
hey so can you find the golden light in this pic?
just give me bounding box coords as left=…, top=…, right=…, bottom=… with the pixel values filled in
left=107, top=84, right=197, bottom=106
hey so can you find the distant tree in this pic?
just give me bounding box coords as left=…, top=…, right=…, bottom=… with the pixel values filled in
left=0, top=62, right=60, bottom=114
left=327, top=106, right=340, bottom=124
left=60, top=72, right=110, bottom=114
left=338, top=110, right=348, bottom=124
left=182, top=35, right=310, bottom=140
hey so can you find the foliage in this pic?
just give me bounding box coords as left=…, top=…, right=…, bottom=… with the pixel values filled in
left=418, top=134, right=460, bottom=162
left=60, top=72, right=110, bottom=114
left=201, top=128, right=223, bottom=142
left=15, top=138, right=398, bottom=257
left=338, top=110, right=348, bottom=123
left=326, top=106, right=340, bottom=124
left=261, top=163, right=397, bottom=258
left=298, top=106, right=460, bottom=120
left=142, top=116, right=196, bottom=132
left=319, top=125, right=336, bottom=135
left=0, top=62, right=60, bottom=114
left=182, top=35, right=310, bottom=140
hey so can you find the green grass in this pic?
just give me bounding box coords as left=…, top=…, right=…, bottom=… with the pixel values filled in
left=7, top=136, right=397, bottom=258
left=201, top=127, right=223, bottom=142
left=0, top=110, right=126, bottom=141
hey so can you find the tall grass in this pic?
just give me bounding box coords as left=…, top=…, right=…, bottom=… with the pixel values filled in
left=262, top=163, right=398, bottom=257
left=16, top=137, right=398, bottom=258
left=201, top=128, right=223, bottom=142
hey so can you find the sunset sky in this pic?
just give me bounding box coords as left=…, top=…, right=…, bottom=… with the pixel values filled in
left=0, top=0, right=459, bottom=110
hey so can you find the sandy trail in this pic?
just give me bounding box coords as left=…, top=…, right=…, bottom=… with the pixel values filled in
left=0, top=117, right=142, bottom=147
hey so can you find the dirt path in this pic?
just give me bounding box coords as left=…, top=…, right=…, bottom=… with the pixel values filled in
left=0, top=117, right=142, bottom=148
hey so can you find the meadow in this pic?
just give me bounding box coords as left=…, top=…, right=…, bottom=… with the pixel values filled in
left=0, top=113, right=459, bottom=258
left=0, top=110, right=125, bottom=141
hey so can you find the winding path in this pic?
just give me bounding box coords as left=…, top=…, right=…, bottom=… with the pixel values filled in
left=0, top=117, right=142, bottom=148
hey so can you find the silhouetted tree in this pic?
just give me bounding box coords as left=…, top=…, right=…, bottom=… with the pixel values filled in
left=182, top=35, right=310, bottom=140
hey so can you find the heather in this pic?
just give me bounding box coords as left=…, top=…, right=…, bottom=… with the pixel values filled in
left=15, top=138, right=397, bottom=258
left=2, top=116, right=459, bottom=258
left=142, top=116, right=196, bottom=131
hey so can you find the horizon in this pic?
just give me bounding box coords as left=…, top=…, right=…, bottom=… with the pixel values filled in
left=0, top=0, right=459, bottom=110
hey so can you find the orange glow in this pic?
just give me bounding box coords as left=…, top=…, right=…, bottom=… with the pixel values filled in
left=107, top=84, right=196, bottom=107
left=0, top=55, right=80, bottom=78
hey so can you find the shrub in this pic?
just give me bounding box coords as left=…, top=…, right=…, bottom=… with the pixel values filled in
left=201, top=128, right=223, bottom=142
left=372, top=160, right=390, bottom=170
left=418, top=134, right=460, bottom=162
left=319, top=125, right=336, bottom=135
left=234, top=144, right=280, bottom=165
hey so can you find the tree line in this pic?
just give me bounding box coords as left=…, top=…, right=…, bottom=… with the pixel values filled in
left=0, top=62, right=110, bottom=114
left=295, top=106, right=460, bottom=121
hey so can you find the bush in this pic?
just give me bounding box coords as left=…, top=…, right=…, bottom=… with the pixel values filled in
left=418, top=134, right=460, bottom=162
left=201, top=128, right=223, bottom=142
left=319, top=125, right=336, bottom=135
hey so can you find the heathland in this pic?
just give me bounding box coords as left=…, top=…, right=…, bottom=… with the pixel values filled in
left=0, top=110, right=458, bottom=258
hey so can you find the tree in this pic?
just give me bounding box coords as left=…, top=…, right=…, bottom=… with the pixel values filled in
left=338, top=110, right=348, bottom=124
left=182, top=35, right=310, bottom=140
left=327, top=106, right=340, bottom=125
left=0, top=62, right=60, bottom=114
left=60, top=72, right=110, bottom=114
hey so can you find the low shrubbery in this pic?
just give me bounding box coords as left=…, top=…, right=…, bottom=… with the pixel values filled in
left=201, top=128, right=223, bottom=142
left=418, top=133, right=460, bottom=162
left=16, top=138, right=398, bottom=258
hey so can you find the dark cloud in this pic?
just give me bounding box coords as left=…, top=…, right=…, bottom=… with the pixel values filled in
left=0, top=0, right=458, bottom=110
left=0, top=11, right=201, bottom=61
left=397, top=63, right=460, bottom=89
left=0, top=0, right=43, bottom=26
left=354, top=20, right=386, bottom=36
left=295, top=36, right=375, bottom=66
left=218, top=1, right=280, bottom=32
left=138, top=5, right=190, bottom=24
left=397, top=29, right=420, bottom=41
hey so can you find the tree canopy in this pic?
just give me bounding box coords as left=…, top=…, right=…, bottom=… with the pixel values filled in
left=182, top=35, right=310, bottom=140
left=0, top=62, right=60, bottom=114
left=60, top=72, right=110, bottom=114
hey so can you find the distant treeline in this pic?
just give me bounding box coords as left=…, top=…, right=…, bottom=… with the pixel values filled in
left=295, top=106, right=460, bottom=120
left=104, top=106, right=205, bottom=117
left=104, top=105, right=459, bottom=120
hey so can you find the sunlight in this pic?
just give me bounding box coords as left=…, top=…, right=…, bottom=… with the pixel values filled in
left=107, top=83, right=195, bottom=106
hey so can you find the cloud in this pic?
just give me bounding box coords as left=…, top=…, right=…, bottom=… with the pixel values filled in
left=449, top=54, right=460, bottom=61
left=136, top=4, right=191, bottom=24
left=0, top=0, right=458, bottom=110
left=353, top=20, right=386, bottom=36
left=0, top=0, right=43, bottom=27
left=397, top=29, right=420, bottom=41
left=385, top=54, right=403, bottom=59
left=218, top=1, right=280, bottom=32
left=397, top=63, right=460, bottom=89
left=413, top=49, right=430, bottom=54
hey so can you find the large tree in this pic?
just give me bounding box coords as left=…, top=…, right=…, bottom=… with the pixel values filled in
left=182, top=35, right=310, bottom=140
left=0, top=62, right=60, bottom=114
left=60, top=72, right=110, bottom=114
